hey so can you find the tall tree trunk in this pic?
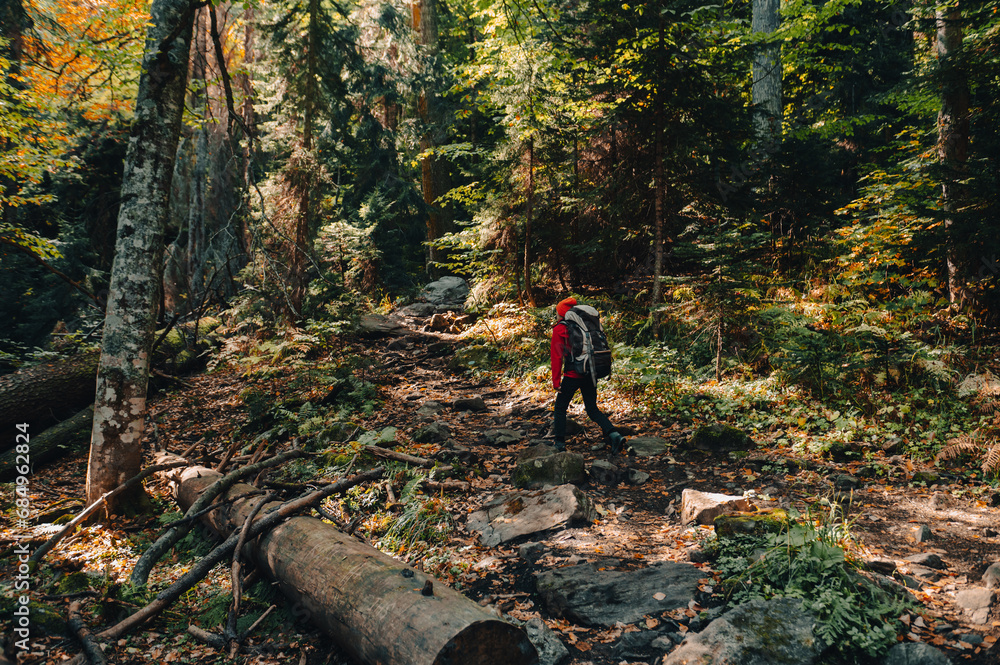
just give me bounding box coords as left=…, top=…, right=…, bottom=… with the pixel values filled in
left=86, top=0, right=195, bottom=516
left=287, top=0, right=318, bottom=318
left=651, top=17, right=666, bottom=317
left=415, top=0, right=453, bottom=278
left=752, top=0, right=781, bottom=147
left=523, top=138, right=536, bottom=307
left=936, top=2, right=969, bottom=304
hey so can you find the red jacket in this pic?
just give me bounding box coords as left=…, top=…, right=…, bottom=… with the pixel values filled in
left=551, top=322, right=582, bottom=389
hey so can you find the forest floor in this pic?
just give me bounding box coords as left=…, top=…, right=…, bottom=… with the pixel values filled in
left=7, top=316, right=1000, bottom=665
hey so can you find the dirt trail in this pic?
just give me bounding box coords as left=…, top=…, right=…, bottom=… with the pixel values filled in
left=13, top=320, right=1000, bottom=664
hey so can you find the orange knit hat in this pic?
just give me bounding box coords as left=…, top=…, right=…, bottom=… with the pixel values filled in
left=556, top=297, right=577, bottom=318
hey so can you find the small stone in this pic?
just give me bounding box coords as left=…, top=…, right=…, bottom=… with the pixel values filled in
left=982, top=562, right=1000, bottom=589
left=453, top=396, right=488, bottom=412
left=834, top=474, right=860, bottom=491
left=865, top=558, right=897, bottom=576
left=688, top=548, right=710, bottom=563
left=483, top=429, right=524, bottom=446
left=955, top=587, right=994, bottom=624
left=905, top=552, right=945, bottom=569
left=912, top=524, right=934, bottom=542
left=413, top=421, right=450, bottom=443
left=590, top=460, right=621, bottom=486
left=518, top=542, right=546, bottom=564
left=523, top=617, right=570, bottom=665
left=627, top=470, right=651, bottom=486
left=416, top=401, right=446, bottom=417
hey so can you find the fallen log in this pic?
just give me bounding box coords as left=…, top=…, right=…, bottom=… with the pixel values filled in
left=0, top=352, right=99, bottom=430
left=0, top=406, right=93, bottom=482
left=0, top=317, right=220, bottom=433
left=162, top=460, right=538, bottom=665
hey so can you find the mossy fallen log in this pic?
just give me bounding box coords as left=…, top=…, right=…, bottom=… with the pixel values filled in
left=0, top=317, right=220, bottom=433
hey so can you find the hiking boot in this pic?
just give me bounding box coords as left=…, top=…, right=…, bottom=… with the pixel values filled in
left=609, top=432, right=626, bottom=456
left=553, top=440, right=566, bottom=452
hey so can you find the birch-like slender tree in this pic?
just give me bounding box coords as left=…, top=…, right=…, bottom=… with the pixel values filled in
left=752, top=0, right=781, bottom=147
left=87, top=0, right=195, bottom=515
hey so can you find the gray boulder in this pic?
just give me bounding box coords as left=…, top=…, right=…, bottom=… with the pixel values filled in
left=662, top=598, right=824, bottom=665
left=628, top=436, right=669, bottom=457
left=421, top=276, right=469, bottom=308
left=511, top=446, right=586, bottom=489
left=882, top=642, right=952, bottom=665
left=535, top=561, right=704, bottom=627
left=467, top=484, right=595, bottom=546
left=413, top=421, right=451, bottom=443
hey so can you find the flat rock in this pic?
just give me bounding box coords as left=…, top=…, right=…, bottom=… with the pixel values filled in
left=398, top=303, right=436, bottom=317
left=680, top=488, right=752, bottom=525
left=955, top=587, right=994, bottom=624
left=356, top=313, right=407, bottom=336
left=627, top=436, right=669, bottom=457
left=905, top=553, right=946, bottom=570
left=535, top=561, right=704, bottom=627
left=467, top=485, right=595, bottom=546
left=484, top=428, right=524, bottom=446
left=662, top=598, right=824, bottom=665
left=882, top=642, right=953, bottom=665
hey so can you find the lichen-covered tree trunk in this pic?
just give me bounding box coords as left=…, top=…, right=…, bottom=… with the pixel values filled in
left=752, top=0, right=781, bottom=147
left=936, top=2, right=969, bottom=304
left=87, top=0, right=195, bottom=515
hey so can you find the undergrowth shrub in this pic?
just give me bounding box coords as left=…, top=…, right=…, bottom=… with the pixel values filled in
left=711, top=503, right=913, bottom=663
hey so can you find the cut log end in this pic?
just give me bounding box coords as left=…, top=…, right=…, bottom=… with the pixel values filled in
left=432, top=620, right=539, bottom=665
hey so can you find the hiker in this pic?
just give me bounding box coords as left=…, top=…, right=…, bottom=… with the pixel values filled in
left=550, top=297, right=626, bottom=454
